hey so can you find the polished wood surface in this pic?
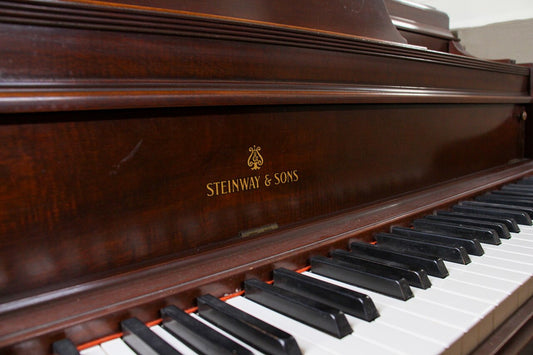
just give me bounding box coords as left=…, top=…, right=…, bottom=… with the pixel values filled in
left=97, top=0, right=408, bottom=44
left=0, top=103, right=526, bottom=298
left=0, top=0, right=532, bottom=353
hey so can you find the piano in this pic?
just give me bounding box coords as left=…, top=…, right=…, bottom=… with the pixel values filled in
left=0, top=0, right=532, bottom=353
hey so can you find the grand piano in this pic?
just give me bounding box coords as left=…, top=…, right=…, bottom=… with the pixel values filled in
left=0, top=0, right=532, bottom=354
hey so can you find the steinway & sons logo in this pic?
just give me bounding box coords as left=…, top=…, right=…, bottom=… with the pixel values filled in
left=247, top=145, right=263, bottom=170
left=206, top=145, right=299, bottom=197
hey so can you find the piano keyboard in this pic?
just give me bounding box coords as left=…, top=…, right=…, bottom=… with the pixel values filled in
left=55, top=180, right=533, bottom=355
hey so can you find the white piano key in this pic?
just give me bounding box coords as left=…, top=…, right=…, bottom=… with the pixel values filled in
left=99, top=338, right=136, bottom=355
left=150, top=325, right=198, bottom=355
left=310, top=262, right=521, bottom=355
left=305, top=271, right=470, bottom=319
left=302, top=272, right=478, bottom=354
left=484, top=243, right=533, bottom=258
left=427, top=277, right=508, bottom=304
left=227, top=295, right=410, bottom=355
left=446, top=261, right=533, bottom=305
left=472, top=254, right=533, bottom=273
left=481, top=253, right=533, bottom=274
left=428, top=276, right=516, bottom=327
left=399, top=288, right=492, bottom=353
left=506, top=236, right=533, bottom=248
left=504, top=233, right=533, bottom=245
left=511, top=230, right=533, bottom=237
left=445, top=260, right=530, bottom=284
left=429, top=267, right=519, bottom=294
left=80, top=345, right=107, bottom=355
left=514, top=225, right=533, bottom=234
left=511, top=227, right=533, bottom=236
left=485, top=241, right=533, bottom=256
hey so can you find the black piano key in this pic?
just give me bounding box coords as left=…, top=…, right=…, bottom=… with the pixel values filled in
left=52, top=339, right=80, bottom=355
left=475, top=194, right=533, bottom=208
left=501, top=183, right=533, bottom=192
left=517, top=176, right=533, bottom=185
left=244, top=278, right=352, bottom=339
left=453, top=204, right=532, bottom=225
left=273, top=267, right=380, bottom=321
left=423, top=214, right=511, bottom=239
left=349, top=240, right=449, bottom=278
left=516, top=177, right=533, bottom=185
left=160, top=305, right=253, bottom=355
left=487, top=190, right=533, bottom=199
left=491, top=190, right=533, bottom=198
left=330, top=249, right=431, bottom=289
left=310, top=255, right=413, bottom=301
left=459, top=200, right=533, bottom=219
left=390, top=226, right=484, bottom=256
left=435, top=210, right=520, bottom=233
left=412, top=218, right=501, bottom=245
left=197, top=294, right=301, bottom=355
left=121, top=317, right=182, bottom=355
left=374, top=232, right=471, bottom=264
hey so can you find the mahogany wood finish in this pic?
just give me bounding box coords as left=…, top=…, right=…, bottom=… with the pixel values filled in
left=0, top=0, right=532, bottom=354
left=101, top=0, right=408, bottom=44
left=384, top=0, right=456, bottom=52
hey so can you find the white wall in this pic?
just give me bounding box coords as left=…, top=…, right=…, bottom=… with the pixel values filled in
left=407, top=0, right=533, bottom=29
left=406, top=0, right=533, bottom=62
left=454, top=19, right=533, bottom=63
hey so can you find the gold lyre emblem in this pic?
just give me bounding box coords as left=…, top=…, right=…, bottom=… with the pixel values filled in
left=247, top=145, right=264, bottom=170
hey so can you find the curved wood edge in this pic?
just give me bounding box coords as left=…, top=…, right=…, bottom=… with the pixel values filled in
left=1, top=0, right=408, bottom=44
left=390, top=15, right=454, bottom=40
left=0, top=84, right=531, bottom=113
left=449, top=40, right=476, bottom=57
left=2, top=160, right=533, bottom=354
left=385, top=0, right=450, bottom=30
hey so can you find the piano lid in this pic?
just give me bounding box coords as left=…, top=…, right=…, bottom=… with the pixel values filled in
left=83, top=0, right=409, bottom=44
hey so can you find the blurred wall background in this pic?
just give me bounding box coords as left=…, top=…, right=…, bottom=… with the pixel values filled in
left=407, top=0, right=533, bottom=63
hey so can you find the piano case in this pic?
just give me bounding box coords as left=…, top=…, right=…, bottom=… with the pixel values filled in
left=0, top=0, right=531, bottom=353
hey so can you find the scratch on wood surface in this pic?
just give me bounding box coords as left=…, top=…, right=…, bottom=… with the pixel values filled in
left=110, top=139, right=143, bottom=175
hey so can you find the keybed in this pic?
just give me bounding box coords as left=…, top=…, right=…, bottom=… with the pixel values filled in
left=62, top=179, right=533, bottom=355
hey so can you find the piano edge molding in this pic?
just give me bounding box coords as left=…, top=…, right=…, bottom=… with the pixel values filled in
left=1, top=160, right=533, bottom=351
left=0, top=84, right=532, bottom=114
left=0, top=0, right=409, bottom=43
left=0, top=2, right=530, bottom=66
left=0, top=3, right=527, bottom=74
left=1, top=0, right=531, bottom=116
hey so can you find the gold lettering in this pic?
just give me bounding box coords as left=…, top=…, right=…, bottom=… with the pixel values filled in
left=206, top=183, right=215, bottom=197
left=287, top=170, right=295, bottom=182
left=206, top=170, right=298, bottom=197
left=273, top=170, right=300, bottom=185
left=240, top=177, right=249, bottom=190
left=232, top=179, right=239, bottom=192
left=252, top=175, right=260, bottom=188
left=274, top=172, right=280, bottom=185
left=282, top=172, right=289, bottom=183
